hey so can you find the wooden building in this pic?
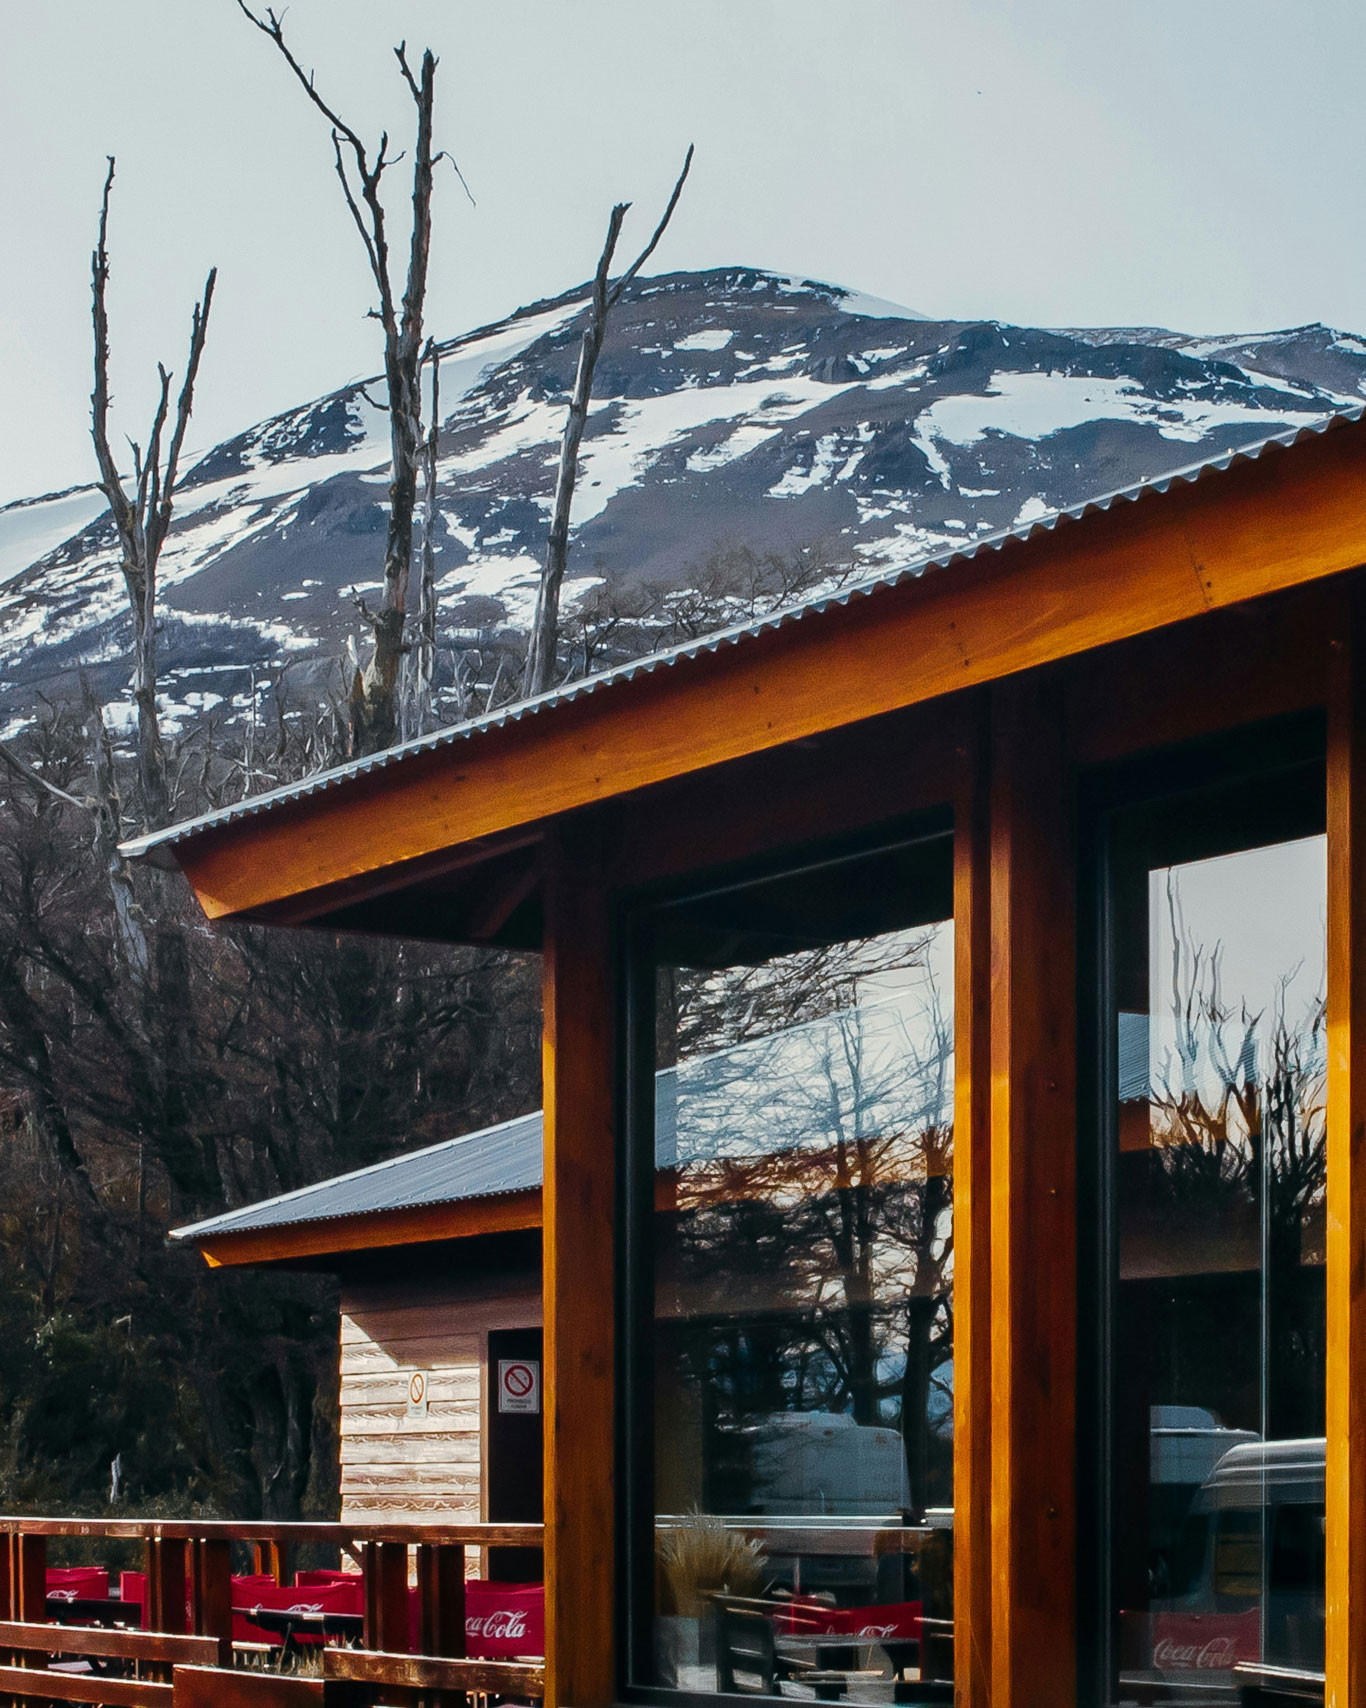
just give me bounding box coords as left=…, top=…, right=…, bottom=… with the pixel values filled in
left=175, top=1116, right=547, bottom=1534
left=127, top=408, right=1366, bottom=1708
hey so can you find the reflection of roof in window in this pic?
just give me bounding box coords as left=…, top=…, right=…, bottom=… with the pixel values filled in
left=175, top=995, right=951, bottom=1244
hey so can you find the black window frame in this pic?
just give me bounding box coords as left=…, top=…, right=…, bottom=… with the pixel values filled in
left=615, top=808, right=956, bottom=1707
left=1076, top=709, right=1327, bottom=1708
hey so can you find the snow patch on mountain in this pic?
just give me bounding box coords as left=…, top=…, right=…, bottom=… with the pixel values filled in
left=0, top=267, right=1362, bottom=740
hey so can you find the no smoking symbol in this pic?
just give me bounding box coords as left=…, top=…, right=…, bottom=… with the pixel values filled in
left=498, top=1357, right=540, bottom=1413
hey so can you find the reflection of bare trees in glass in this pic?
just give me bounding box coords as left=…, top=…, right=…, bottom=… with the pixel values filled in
left=1137, top=875, right=1326, bottom=1437
left=660, top=929, right=955, bottom=1513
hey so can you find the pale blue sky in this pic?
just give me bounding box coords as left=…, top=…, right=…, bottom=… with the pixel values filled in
left=1, top=0, right=1363, bottom=505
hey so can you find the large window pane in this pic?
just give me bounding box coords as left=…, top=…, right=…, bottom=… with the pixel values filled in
left=634, top=835, right=955, bottom=1703
left=1106, top=798, right=1326, bottom=1703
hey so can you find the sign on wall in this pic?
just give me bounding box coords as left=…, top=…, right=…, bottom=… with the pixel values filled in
left=405, top=1370, right=430, bottom=1418
left=497, top=1357, right=541, bottom=1415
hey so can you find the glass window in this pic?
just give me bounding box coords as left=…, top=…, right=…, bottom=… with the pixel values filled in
left=628, top=832, right=955, bottom=1703
left=1101, top=771, right=1326, bottom=1703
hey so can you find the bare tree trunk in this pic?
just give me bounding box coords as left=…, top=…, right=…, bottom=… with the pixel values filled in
left=90, top=156, right=216, bottom=832
left=412, top=345, right=441, bottom=736
left=522, top=146, right=692, bottom=700
left=238, top=7, right=449, bottom=758
left=82, top=681, right=150, bottom=984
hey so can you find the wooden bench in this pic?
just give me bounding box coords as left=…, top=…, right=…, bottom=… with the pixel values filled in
left=0, top=1618, right=218, bottom=1704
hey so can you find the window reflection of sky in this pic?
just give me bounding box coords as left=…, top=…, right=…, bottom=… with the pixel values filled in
left=1143, top=835, right=1326, bottom=1110
left=659, top=924, right=954, bottom=1170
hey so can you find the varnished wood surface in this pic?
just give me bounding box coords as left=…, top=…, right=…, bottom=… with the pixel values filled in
left=172, top=1666, right=324, bottom=1707
left=0, top=1622, right=217, bottom=1665
left=195, top=1187, right=544, bottom=1268
left=1326, top=591, right=1366, bottom=1708
left=0, top=1663, right=173, bottom=1705
left=953, top=690, right=993, bottom=1708
left=173, top=413, right=1366, bottom=923
left=323, top=1647, right=545, bottom=1695
left=541, top=825, right=616, bottom=1708
left=0, top=1518, right=541, bottom=1546
left=989, top=673, right=1078, bottom=1708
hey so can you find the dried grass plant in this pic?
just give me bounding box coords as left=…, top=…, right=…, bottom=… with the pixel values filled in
left=657, top=1514, right=767, bottom=1618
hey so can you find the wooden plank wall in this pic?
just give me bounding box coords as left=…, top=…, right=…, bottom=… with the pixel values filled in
left=338, top=1269, right=541, bottom=1523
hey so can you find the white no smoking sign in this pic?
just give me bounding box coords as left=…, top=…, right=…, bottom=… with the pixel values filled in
left=497, top=1358, right=541, bottom=1415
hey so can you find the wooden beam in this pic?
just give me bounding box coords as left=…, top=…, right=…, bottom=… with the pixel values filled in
left=542, top=819, right=616, bottom=1708
left=0, top=1664, right=172, bottom=1706
left=953, top=690, right=992, bottom=1708
left=324, top=1648, right=546, bottom=1696
left=1326, top=585, right=1366, bottom=1708
left=989, top=671, right=1077, bottom=1708
left=172, top=1668, right=324, bottom=1708
left=191, top=1187, right=544, bottom=1268
left=172, top=415, right=1366, bottom=923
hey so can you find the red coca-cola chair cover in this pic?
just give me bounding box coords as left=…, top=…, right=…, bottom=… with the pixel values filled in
left=1144, top=1609, right=1261, bottom=1673
left=464, top=1580, right=545, bottom=1659
left=233, top=1578, right=364, bottom=1647
left=774, top=1599, right=922, bottom=1642
left=46, top=1567, right=110, bottom=1602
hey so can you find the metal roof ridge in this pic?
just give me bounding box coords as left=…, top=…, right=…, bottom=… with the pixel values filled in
left=120, top=406, right=1366, bottom=865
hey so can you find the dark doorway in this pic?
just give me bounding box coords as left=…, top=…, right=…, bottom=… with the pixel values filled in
left=486, top=1327, right=544, bottom=1582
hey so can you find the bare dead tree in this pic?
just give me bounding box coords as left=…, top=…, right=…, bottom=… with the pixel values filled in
left=90, top=157, right=216, bottom=832
left=521, top=146, right=694, bottom=699
left=237, top=4, right=454, bottom=757
left=405, top=342, right=441, bottom=739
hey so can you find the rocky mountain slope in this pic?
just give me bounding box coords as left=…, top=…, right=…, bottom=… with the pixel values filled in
left=2, top=267, right=1363, bottom=737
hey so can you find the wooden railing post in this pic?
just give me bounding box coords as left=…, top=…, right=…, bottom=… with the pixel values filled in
left=542, top=819, right=616, bottom=1708
left=988, top=672, right=1077, bottom=1708
left=189, top=1537, right=233, bottom=1668
left=363, top=1540, right=409, bottom=1654
left=1327, top=586, right=1366, bottom=1708
left=145, top=1535, right=187, bottom=1636
left=953, top=691, right=993, bottom=1708
left=417, top=1543, right=466, bottom=1655
left=12, top=1534, right=43, bottom=1625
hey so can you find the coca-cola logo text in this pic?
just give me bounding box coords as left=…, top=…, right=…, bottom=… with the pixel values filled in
left=1152, top=1636, right=1240, bottom=1671
left=467, top=1610, right=530, bottom=1641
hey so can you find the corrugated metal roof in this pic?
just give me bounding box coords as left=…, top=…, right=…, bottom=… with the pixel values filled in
left=121, top=407, right=1366, bottom=868
left=172, top=1085, right=681, bottom=1245
left=171, top=1109, right=547, bottom=1243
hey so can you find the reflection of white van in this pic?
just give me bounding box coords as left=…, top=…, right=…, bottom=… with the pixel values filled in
left=742, top=1412, right=911, bottom=1517
left=1156, top=1437, right=1325, bottom=1673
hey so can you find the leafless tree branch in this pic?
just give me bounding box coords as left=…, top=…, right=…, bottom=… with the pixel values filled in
left=522, top=146, right=694, bottom=698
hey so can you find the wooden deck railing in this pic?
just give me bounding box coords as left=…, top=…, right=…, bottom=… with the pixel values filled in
left=0, top=1515, right=545, bottom=1705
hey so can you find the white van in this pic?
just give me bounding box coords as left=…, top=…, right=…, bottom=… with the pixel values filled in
left=1152, top=1436, right=1325, bottom=1674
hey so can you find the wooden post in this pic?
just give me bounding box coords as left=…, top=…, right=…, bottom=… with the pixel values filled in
left=362, top=1541, right=409, bottom=1654
left=417, top=1544, right=466, bottom=1657
left=542, top=819, right=616, bottom=1708
left=146, top=1536, right=188, bottom=1635
left=252, top=1539, right=287, bottom=1585
left=1327, top=589, right=1366, bottom=1708
left=953, top=692, right=993, bottom=1708
left=190, top=1538, right=233, bottom=1668
left=989, top=672, right=1077, bottom=1708
left=13, top=1534, right=44, bottom=1624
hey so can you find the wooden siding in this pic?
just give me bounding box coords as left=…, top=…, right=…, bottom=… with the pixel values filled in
left=338, top=1271, right=540, bottom=1526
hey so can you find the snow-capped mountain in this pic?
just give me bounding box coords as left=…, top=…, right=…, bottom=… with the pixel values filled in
left=3, top=267, right=1364, bottom=737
